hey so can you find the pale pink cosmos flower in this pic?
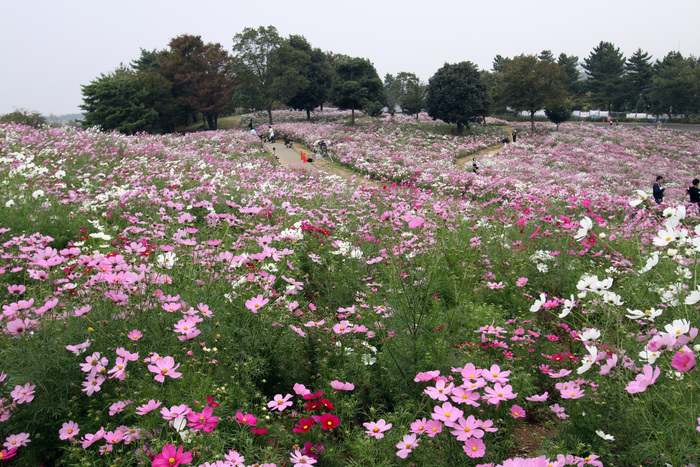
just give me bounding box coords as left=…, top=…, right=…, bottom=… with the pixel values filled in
left=560, top=386, right=585, bottom=400
left=245, top=294, right=269, bottom=312
left=81, top=375, right=105, bottom=396
left=408, top=217, right=425, bottom=229
left=80, top=427, right=105, bottom=449
left=59, top=421, right=80, bottom=440
left=363, top=419, right=393, bottom=438
left=396, top=433, right=420, bottom=458
left=482, top=383, right=517, bottom=405
left=65, top=339, right=91, bottom=355
left=127, top=330, right=143, bottom=341
left=290, top=325, right=307, bottom=338
left=332, top=320, right=352, bottom=334
left=425, top=419, right=443, bottom=437
left=525, top=392, right=549, bottom=402
left=510, top=404, right=526, bottom=418
left=147, top=356, right=182, bottom=383
left=3, top=433, right=30, bottom=450
left=550, top=403, right=569, bottom=419
left=10, top=382, right=35, bottom=404
left=109, top=400, right=132, bottom=416
left=432, top=402, right=463, bottom=424
left=289, top=449, right=316, bottom=466
left=293, top=383, right=311, bottom=396
left=161, top=404, right=192, bottom=421
left=516, top=277, right=529, bottom=287
left=330, top=380, right=355, bottom=391
left=424, top=379, right=455, bottom=401
left=463, top=438, right=486, bottom=458
left=135, top=399, right=162, bottom=415
left=267, top=393, right=294, bottom=411
left=115, top=347, right=139, bottom=361
left=107, top=357, right=128, bottom=380
left=450, top=386, right=481, bottom=406
left=482, top=364, right=511, bottom=384
left=410, top=417, right=428, bottom=434
left=303, top=319, right=325, bottom=327
left=450, top=415, right=484, bottom=441
left=625, top=364, right=661, bottom=394
left=414, top=370, right=440, bottom=382
left=224, top=449, right=245, bottom=466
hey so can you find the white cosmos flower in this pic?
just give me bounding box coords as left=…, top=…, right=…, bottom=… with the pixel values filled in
left=530, top=293, right=546, bottom=312
left=32, top=189, right=45, bottom=199
left=577, top=345, right=599, bottom=374
left=55, top=170, right=66, bottom=179
left=639, top=253, right=659, bottom=273
left=574, top=217, right=593, bottom=241
left=579, top=328, right=601, bottom=343
left=639, top=349, right=660, bottom=364
left=653, top=229, right=677, bottom=247
left=5, top=199, right=15, bottom=207
left=595, top=430, right=615, bottom=441
left=629, top=190, right=649, bottom=207
left=664, top=319, right=690, bottom=337
left=559, top=295, right=576, bottom=318
left=685, top=288, right=700, bottom=305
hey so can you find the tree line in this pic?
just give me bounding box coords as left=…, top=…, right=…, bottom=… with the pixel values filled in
left=74, top=30, right=700, bottom=134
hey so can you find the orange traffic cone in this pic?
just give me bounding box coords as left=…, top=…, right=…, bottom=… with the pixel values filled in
left=301, top=152, right=307, bottom=163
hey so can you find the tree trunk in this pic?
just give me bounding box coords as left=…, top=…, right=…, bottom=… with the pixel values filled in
left=306, top=109, right=311, bottom=121
left=351, top=109, right=355, bottom=125
left=267, top=107, right=273, bottom=125
left=456, top=122, right=463, bottom=134
left=530, top=110, right=536, bottom=134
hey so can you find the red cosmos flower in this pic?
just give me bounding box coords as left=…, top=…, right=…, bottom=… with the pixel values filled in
left=302, top=390, right=323, bottom=400
left=293, top=417, right=315, bottom=433
left=319, top=398, right=335, bottom=412
left=206, top=396, right=220, bottom=407
left=250, top=427, right=268, bottom=435
left=318, top=413, right=340, bottom=431
left=305, top=400, right=321, bottom=412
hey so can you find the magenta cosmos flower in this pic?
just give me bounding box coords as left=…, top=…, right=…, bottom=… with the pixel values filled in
left=186, top=406, right=219, bottom=433
left=671, top=345, right=696, bottom=372
left=152, top=444, right=192, bottom=467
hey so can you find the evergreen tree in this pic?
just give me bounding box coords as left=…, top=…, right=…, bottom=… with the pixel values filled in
left=624, top=49, right=654, bottom=112
left=582, top=41, right=626, bottom=111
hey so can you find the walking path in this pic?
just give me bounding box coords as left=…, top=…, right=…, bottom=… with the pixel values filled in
left=262, top=124, right=514, bottom=185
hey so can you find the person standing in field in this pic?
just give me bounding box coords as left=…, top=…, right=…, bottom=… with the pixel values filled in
left=688, top=178, right=700, bottom=210
left=512, top=130, right=517, bottom=142
left=653, top=176, right=665, bottom=204
left=268, top=126, right=275, bottom=144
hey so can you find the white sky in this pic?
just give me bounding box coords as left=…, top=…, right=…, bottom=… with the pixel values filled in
left=1, top=0, right=698, bottom=116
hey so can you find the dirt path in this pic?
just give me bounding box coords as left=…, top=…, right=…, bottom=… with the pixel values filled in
left=282, top=124, right=514, bottom=189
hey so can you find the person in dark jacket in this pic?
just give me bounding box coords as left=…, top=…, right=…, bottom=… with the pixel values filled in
left=653, top=176, right=665, bottom=204
left=688, top=178, right=700, bottom=210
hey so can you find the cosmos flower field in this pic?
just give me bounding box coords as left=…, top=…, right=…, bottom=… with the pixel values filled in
left=0, top=111, right=699, bottom=466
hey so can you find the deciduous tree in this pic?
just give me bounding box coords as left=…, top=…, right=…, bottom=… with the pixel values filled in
left=284, top=35, right=332, bottom=121
left=330, top=57, right=384, bottom=125
left=425, top=61, right=491, bottom=133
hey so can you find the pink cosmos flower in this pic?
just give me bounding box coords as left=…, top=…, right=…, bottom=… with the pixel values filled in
left=516, top=277, right=529, bottom=287
left=108, top=357, right=128, bottom=380
left=79, top=352, right=108, bottom=376
left=290, top=449, right=317, bottom=466
left=186, top=406, right=219, bottom=433
left=450, top=415, right=484, bottom=441
left=0, top=448, right=17, bottom=460
left=510, top=404, right=526, bottom=418
left=425, top=419, right=443, bottom=437
left=549, top=403, right=569, bottom=419
left=482, top=364, right=511, bottom=384
left=245, top=294, right=269, bottom=312
left=424, top=379, right=455, bottom=401
left=65, top=339, right=91, bottom=355
left=410, top=417, right=429, bottom=434
left=135, top=399, right=162, bottom=415
left=525, top=392, right=549, bottom=402
left=670, top=345, right=696, bottom=372
left=560, top=386, right=585, bottom=399
left=363, top=419, right=392, bottom=438
left=10, top=382, right=35, bottom=404
left=59, top=421, right=80, bottom=440
left=396, top=433, right=420, bottom=458
left=290, top=325, right=307, bottom=337
left=80, top=427, right=105, bottom=449
left=450, top=386, right=481, bottom=406
left=152, top=444, right=192, bottom=467
left=332, top=320, right=352, bottom=334
left=432, top=402, right=463, bottom=424
left=3, top=433, right=30, bottom=450
left=625, top=365, right=660, bottom=394
left=267, top=393, right=294, bottom=411
left=81, top=375, right=105, bottom=396
left=482, top=383, right=517, bottom=405
left=408, top=217, right=425, bottom=229
left=414, top=370, right=440, bottom=382
left=330, top=380, right=355, bottom=391
left=224, top=449, right=245, bottom=466
left=234, top=412, right=257, bottom=426
left=127, top=329, right=143, bottom=341
left=147, top=356, right=182, bottom=383
left=109, top=400, right=132, bottom=416
left=463, top=438, right=486, bottom=458
left=161, top=404, right=191, bottom=421
left=116, top=347, right=139, bottom=361
left=293, top=383, right=311, bottom=396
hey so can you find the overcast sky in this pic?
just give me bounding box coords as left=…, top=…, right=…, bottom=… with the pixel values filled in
left=1, top=0, right=698, bottom=116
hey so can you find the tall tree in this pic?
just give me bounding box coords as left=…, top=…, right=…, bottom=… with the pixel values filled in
left=651, top=52, right=700, bottom=120
left=232, top=26, right=286, bottom=124
left=557, top=53, right=584, bottom=107
left=582, top=41, right=626, bottom=111
left=158, top=35, right=237, bottom=130
left=395, top=72, right=426, bottom=120
left=284, top=35, right=333, bottom=121
left=425, top=61, right=491, bottom=133
left=330, top=57, right=384, bottom=125
left=624, top=49, right=654, bottom=112
left=496, top=55, right=567, bottom=132
left=539, top=50, right=555, bottom=63
left=81, top=67, right=159, bottom=134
